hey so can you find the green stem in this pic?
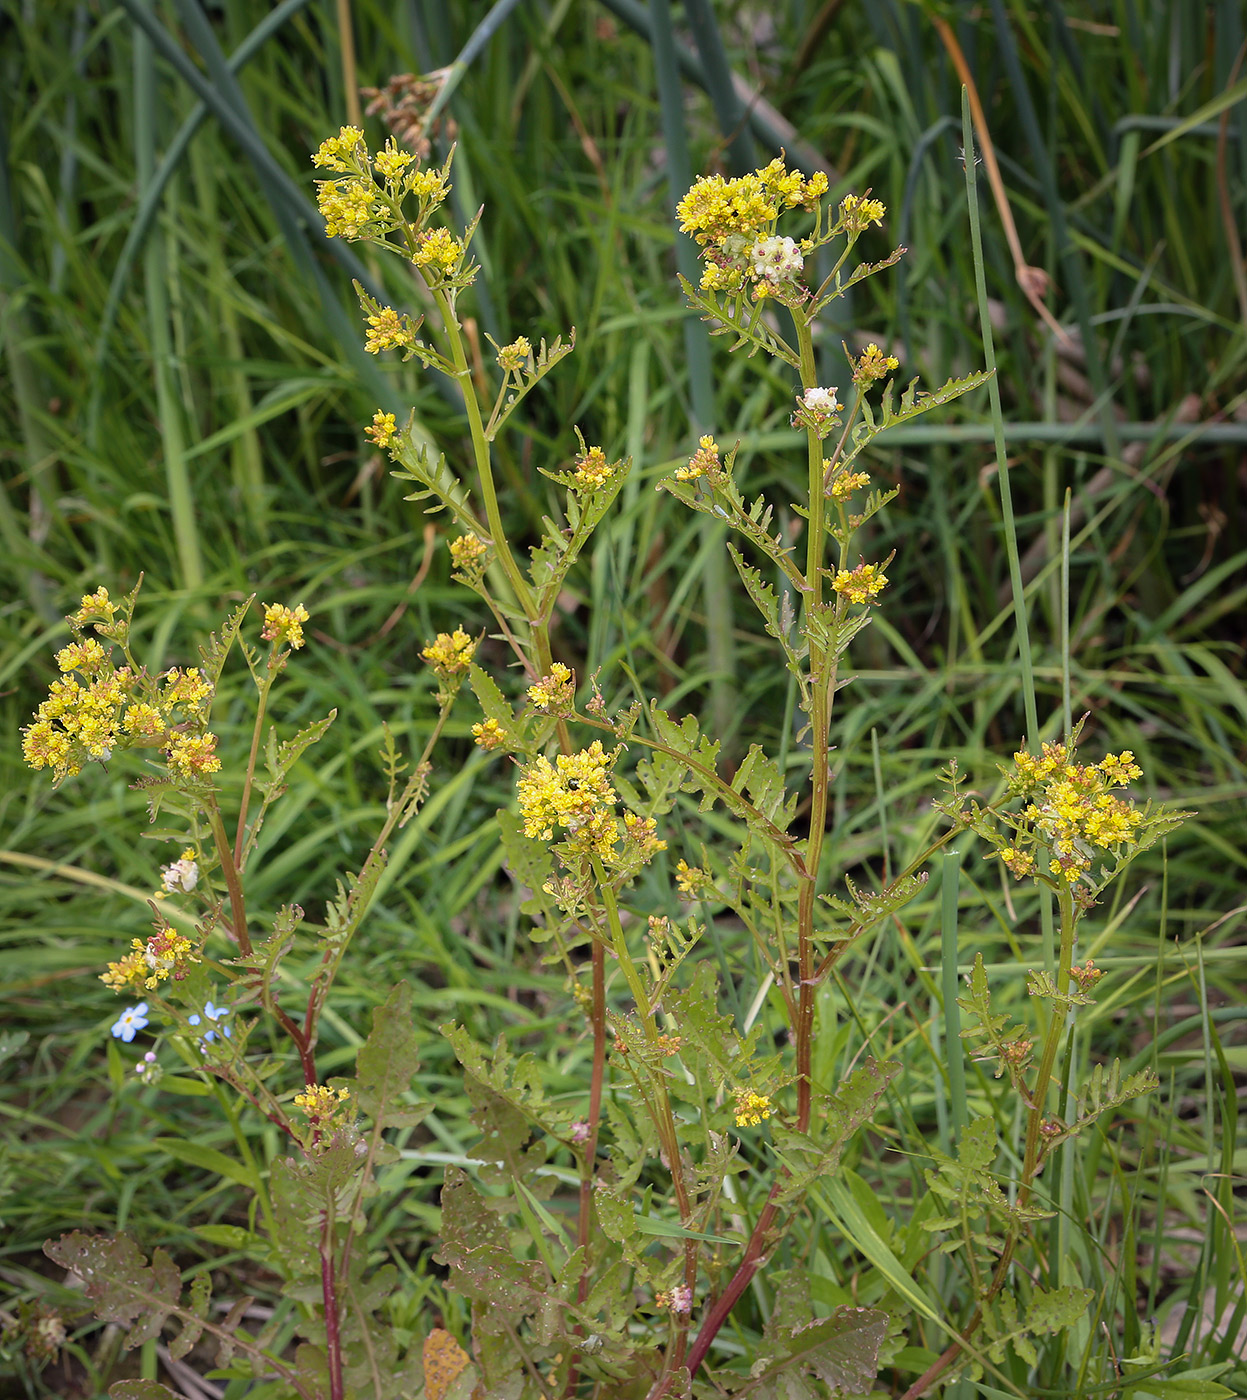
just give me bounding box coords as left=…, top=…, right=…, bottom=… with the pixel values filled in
left=434, top=287, right=536, bottom=623
left=795, top=311, right=827, bottom=1130
left=233, top=651, right=276, bottom=865
left=206, top=800, right=251, bottom=957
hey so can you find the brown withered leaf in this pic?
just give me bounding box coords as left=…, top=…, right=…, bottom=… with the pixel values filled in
left=423, top=1328, right=475, bottom=1400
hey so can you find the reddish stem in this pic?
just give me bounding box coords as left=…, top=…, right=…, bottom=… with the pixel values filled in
left=321, top=1220, right=344, bottom=1400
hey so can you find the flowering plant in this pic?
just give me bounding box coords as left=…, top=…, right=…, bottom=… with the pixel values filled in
left=26, top=129, right=1185, bottom=1400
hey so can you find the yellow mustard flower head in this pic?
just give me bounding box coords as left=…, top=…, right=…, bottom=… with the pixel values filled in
left=852, top=342, right=900, bottom=386
left=364, top=305, right=416, bottom=355
left=733, top=1088, right=772, bottom=1128
left=261, top=603, right=309, bottom=650
left=573, top=445, right=615, bottom=490
left=421, top=628, right=476, bottom=678
left=516, top=741, right=619, bottom=854
left=528, top=662, right=575, bottom=712
left=365, top=410, right=398, bottom=449
left=294, top=1083, right=351, bottom=1130
left=311, top=126, right=366, bottom=172
left=676, top=435, right=721, bottom=482
left=449, top=533, right=488, bottom=573
left=167, top=732, right=221, bottom=779
left=831, top=470, right=871, bottom=501
left=496, top=337, right=532, bottom=372
left=471, top=717, right=507, bottom=751
left=831, top=562, right=888, bottom=605
left=840, top=191, right=887, bottom=233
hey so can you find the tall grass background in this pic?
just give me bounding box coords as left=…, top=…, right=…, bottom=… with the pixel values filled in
left=1, top=1, right=1244, bottom=1395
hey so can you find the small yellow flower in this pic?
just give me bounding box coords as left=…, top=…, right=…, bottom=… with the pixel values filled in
left=162, top=667, right=213, bottom=714
left=316, top=177, right=378, bottom=240
left=733, top=1088, right=772, bottom=1128
left=293, top=1083, right=351, bottom=1128
left=374, top=139, right=414, bottom=180
left=421, top=628, right=476, bottom=678
left=412, top=226, right=461, bottom=273
left=840, top=192, right=887, bottom=232
left=516, top=741, right=618, bottom=854
left=365, top=410, right=398, bottom=448
left=528, top=662, right=575, bottom=711
left=56, top=639, right=108, bottom=675
left=997, top=846, right=1036, bottom=879
left=311, top=125, right=366, bottom=172
left=167, top=732, right=221, bottom=778
left=122, top=703, right=165, bottom=738
left=831, top=470, right=870, bottom=501
left=364, top=305, right=415, bottom=355
left=852, top=342, right=900, bottom=386
left=261, top=603, right=309, bottom=650
left=674, top=859, right=708, bottom=898
left=449, top=534, right=488, bottom=573
left=73, top=587, right=116, bottom=625
left=471, top=717, right=507, bottom=750
left=408, top=166, right=449, bottom=205
left=831, top=562, right=888, bottom=605
left=100, top=949, right=148, bottom=995
left=496, top=337, right=531, bottom=372
left=675, top=435, right=720, bottom=482
left=574, top=445, right=614, bottom=490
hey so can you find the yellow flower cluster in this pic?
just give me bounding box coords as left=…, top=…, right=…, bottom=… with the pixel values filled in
left=831, top=562, right=888, bottom=604
left=162, top=667, right=213, bottom=715
left=261, top=602, right=309, bottom=650
left=733, top=1088, right=773, bottom=1127
left=675, top=435, right=721, bottom=482
left=517, top=741, right=619, bottom=853
left=412, top=226, right=461, bottom=273
left=528, top=662, right=575, bottom=711
left=831, top=470, right=871, bottom=501
left=853, top=343, right=900, bottom=386
left=374, top=140, right=414, bottom=181
left=677, top=158, right=825, bottom=247
left=574, top=445, right=614, bottom=490
left=364, top=305, right=416, bottom=355
left=840, top=192, right=887, bottom=232
left=73, top=586, right=117, bottom=625
left=316, top=178, right=378, bottom=240
left=471, top=717, right=507, bottom=750
left=23, top=668, right=131, bottom=778
left=101, top=927, right=199, bottom=994
left=674, top=859, right=709, bottom=898
left=496, top=337, right=531, bottom=372
left=23, top=589, right=230, bottom=786
left=421, top=628, right=476, bottom=677
left=311, top=125, right=366, bottom=172
left=408, top=166, right=449, bottom=206
left=449, top=533, right=487, bottom=573
left=1000, top=743, right=1145, bottom=884
left=294, top=1083, right=351, bottom=1127
left=678, top=157, right=827, bottom=301
left=167, top=732, right=222, bottom=778
left=365, top=411, right=398, bottom=449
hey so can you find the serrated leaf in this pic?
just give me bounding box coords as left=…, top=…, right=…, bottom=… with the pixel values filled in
left=110, top=1383, right=188, bottom=1400
left=1026, top=1285, right=1093, bottom=1335
left=197, top=597, right=254, bottom=689
left=45, top=1233, right=180, bottom=1344
left=773, top=1060, right=900, bottom=1205
left=355, top=981, right=427, bottom=1127
left=746, top=1308, right=887, bottom=1397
